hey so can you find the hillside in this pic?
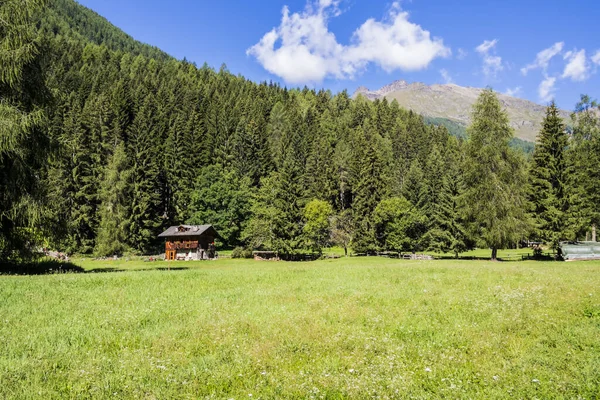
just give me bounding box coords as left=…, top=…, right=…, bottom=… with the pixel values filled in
left=354, top=80, right=571, bottom=142
left=41, top=0, right=170, bottom=60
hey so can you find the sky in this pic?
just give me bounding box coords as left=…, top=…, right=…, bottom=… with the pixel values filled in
left=78, top=0, right=600, bottom=110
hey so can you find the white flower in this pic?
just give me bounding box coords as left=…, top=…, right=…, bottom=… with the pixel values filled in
left=261, top=371, right=267, bottom=375
left=532, top=379, right=540, bottom=384
left=425, top=367, right=432, bottom=372
left=348, top=369, right=355, bottom=373
left=493, top=375, right=499, bottom=381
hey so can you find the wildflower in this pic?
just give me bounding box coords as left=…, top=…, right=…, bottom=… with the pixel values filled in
left=493, top=375, right=499, bottom=381
left=425, top=367, right=432, bottom=372
left=349, top=369, right=355, bottom=373
left=532, top=379, right=540, bottom=384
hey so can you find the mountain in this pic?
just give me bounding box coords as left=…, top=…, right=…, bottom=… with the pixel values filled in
left=41, top=0, right=170, bottom=60
left=354, top=80, right=571, bottom=142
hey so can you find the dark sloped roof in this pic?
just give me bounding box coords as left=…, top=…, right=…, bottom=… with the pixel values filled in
left=158, top=225, right=220, bottom=238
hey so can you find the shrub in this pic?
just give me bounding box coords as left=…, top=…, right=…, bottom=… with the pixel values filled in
left=231, top=247, right=253, bottom=259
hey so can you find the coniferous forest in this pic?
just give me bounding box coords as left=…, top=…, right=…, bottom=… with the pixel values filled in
left=2, top=0, right=600, bottom=262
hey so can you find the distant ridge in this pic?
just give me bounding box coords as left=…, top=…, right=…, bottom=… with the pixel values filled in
left=353, top=80, right=571, bottom=142
left=42, top=0, right=171, bottom=61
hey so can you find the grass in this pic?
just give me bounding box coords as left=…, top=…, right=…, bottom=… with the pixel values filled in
left=1, top=257, right=598, bottom=398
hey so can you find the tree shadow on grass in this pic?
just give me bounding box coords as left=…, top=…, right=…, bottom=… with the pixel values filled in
left=86, top=266, right=190, bottom=273
left=0, top=260, right=190, bottom=276
left=0, top=259, right=85, bottom=275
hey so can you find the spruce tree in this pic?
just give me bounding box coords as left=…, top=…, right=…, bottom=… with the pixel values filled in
left=95, top=142, right=131, bottom=256
left=0, top=0, right=51, bottom=260
left=127, top=97, right=162, bottom=254
left=566, top=95, right=600, bottom=240
left=351, top=122, right=389, bottom=254
left=421, top=146, right=455, bottom=253
left=528, top=102, right=569, bottom=248
left=463, top=89, right=530, bottom=260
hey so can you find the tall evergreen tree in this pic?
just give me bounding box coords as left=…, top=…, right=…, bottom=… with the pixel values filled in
left=463, top=89, right=530, bottom=260
left=127, top=97, right=162, bottom=254
left=566, top=95, right=600, bottom=241
left=528, top=102, right=569, bottom=248
left=95, top=142, right=131, bottom=256
left=351, top=122, right=389, bottom=254
left=0, top=0, right=51, bottom=260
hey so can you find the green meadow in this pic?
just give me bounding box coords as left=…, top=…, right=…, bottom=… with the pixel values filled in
left=1, top=257, right=599, bottom=399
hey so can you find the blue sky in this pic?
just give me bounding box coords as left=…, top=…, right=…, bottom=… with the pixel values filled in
left=78, top=0, right=600, bottom=110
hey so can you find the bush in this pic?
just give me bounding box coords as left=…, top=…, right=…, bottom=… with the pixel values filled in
left=231, top=247, right=253, bottom=259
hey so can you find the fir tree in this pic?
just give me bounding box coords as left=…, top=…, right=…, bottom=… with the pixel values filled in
left=127, top=97, right=162, bottom=254
left=463, top=89, right=530, bottom=260
left=95, top=142, right=131, bottom=256
left=351, top=122, right=389, bottom=254
left=0, top=0, right=51, bottom=260
left=528, top=102, right=569, bottom=248
left=566, top=95, right=600, bottom=241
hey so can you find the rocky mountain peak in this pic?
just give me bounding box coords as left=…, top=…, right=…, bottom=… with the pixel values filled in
left=352, top=80, right=570, bottom=142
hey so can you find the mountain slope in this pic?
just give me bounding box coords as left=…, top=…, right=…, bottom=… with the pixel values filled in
left=354, top=81, right=571, bottom=142
left=41, top=0, right=170, bottom=60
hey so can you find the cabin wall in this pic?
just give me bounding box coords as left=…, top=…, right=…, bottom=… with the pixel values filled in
left=164, top=235, right=216, bottom=260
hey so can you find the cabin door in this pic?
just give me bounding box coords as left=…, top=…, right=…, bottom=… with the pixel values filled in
left=166, top=250, right=176, bottom=260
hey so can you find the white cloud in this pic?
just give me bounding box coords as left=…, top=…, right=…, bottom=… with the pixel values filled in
left=504, top=86, right=522, bottom=97
left=591, top=49, right=600, bottom=66
left=247, top=1, right=451, bottom=84
left=538, top=75, right=557, bottom=102
left=475, top=39, right=503, bottom=78
left=457, top=48, right=468, bottom=60
left=562, top=49, right=589, bottom=81
left=440, top=69, right=453, bottom=84
left=521, top=42, right=563, bottom=75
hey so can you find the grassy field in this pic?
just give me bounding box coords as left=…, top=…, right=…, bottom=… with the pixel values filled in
left=1, top=257, right=598, bottom=398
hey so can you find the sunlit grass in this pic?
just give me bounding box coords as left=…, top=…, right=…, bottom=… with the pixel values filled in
left=1, top=257, right=598, bottom=398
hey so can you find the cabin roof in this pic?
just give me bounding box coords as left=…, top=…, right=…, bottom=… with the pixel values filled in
left=158, top=225, right=220, bottom=238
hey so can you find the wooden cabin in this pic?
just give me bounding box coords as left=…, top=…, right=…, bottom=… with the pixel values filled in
left=158, top=225, right=221, bottom=261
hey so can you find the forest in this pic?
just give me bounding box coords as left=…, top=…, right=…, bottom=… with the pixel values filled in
left=2, top=0, right=600, bottom=262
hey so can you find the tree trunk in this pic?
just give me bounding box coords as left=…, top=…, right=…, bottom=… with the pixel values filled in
left=593, top=225, right=597, bottom=242
left=344, top=245, right=348, bottom=257
left=491, top=247, right=498, bottom=261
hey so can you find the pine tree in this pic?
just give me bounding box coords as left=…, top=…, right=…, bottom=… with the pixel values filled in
left=566, top=95, right=600, bottom=241
left=0, top=0, right=51, bottom=260
left=528, top=102, right=569, bottom=249
left=402, top=160, right=426, bottom=209
left=463, top=89, right=530, bottom=260
left=95, top=142, right=131, bottom=256
left=421, top=146, right=455, bottom=253
left=127, top=97, right=162, bottom=254
left=351, top=122, right=389, bottom=254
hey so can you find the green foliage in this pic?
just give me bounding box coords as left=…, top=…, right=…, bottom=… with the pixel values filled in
left=424, top=116, right=535, bottom=155
left=373, top=197, right=427, bottom=253
left=94, top=142, right=131, bottom=256
left=231, top=246, right=253, bottom=259
left=188, top=166, right=252, bottom=247
left=463, top=89, right=531, bottom=259
left=0, top=0, right=51, bottom=261
left=302, top=199, right=333, bottom=254
left=528, top=102, right=570, bottom=248
left=4, top=0, right=589, bottom=261
left=351, top=122, right=390, bottom=254
left=566, top=95, right=600, bottom=240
